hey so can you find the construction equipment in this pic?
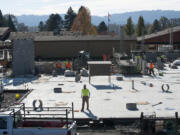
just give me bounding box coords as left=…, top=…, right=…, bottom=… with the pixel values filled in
left=113, top=53, right=138, bottom=74
left=73, top=50, right=90, bottom=71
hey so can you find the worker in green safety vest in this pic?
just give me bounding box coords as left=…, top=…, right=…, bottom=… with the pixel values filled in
left=81, top=84, right=90, bottom=112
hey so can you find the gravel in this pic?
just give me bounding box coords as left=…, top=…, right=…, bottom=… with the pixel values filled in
left=0, top=91, right=27, bottom=108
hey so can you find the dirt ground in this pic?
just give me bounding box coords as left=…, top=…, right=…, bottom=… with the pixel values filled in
left=0, top=91, right=27, bottom=108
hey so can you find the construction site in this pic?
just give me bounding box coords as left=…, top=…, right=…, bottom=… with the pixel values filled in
left=0, top=26, right=180, bottom=135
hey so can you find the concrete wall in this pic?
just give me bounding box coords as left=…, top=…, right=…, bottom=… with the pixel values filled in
left=35, top=40, right=136, bottom=59
left=13, top=39, right=34, bottom=76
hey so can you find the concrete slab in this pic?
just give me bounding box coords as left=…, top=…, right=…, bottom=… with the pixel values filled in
left=2, top=66, right=180, bottom=119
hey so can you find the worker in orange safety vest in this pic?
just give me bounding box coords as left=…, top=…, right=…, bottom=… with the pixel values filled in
left=102, top=54, right=107, bottom=61
left=149, top=61, right=155, bottom=76
left=56, top=62, right=61, bottom=69
left=66, top=61, right=71, bottom=70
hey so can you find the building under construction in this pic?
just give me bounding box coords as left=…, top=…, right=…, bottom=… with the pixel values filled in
left=1, top=26, right=180, bottom=134
left=131, top=26, right=180, bottom=63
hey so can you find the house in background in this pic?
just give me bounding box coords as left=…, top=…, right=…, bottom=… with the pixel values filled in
left=0, top=27, right=12, bottom=67
left=0, top=27, right=11, bottom=41
left=136, top=26, right=180, bottom=52
left=133, top=26, right=180, bottom=62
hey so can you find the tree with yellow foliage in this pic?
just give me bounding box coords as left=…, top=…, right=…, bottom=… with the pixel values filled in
left=71, top=6, right=97, bottom=35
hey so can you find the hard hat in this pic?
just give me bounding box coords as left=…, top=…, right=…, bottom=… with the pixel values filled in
left=15, top=94, right=20, bottom=100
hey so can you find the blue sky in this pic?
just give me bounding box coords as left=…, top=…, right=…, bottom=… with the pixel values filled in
left=1, top=0, right=180, bottom=16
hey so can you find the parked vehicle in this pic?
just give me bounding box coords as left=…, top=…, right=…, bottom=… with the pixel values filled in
left=172, top=60, right=180, bottom=66
left=170, top=59, right=180, bottom=69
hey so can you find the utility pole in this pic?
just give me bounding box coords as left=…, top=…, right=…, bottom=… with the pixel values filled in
left=0, top=75, right=4, bottom=108
left=119, top=26, right=124, bottom=54
left=141, top=27, right=145, bottom=53
left=169, top=19, right=174, bottom=50
left=108, top=15, right=109, bottom=33
left=170, top=28, right=173, bottom=48
left=108, top=12, right=111, bottom=34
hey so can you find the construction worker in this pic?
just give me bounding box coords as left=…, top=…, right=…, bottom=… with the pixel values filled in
left=81, top=85, right=90, bottom=112
left=66, top=61, right=71, bottom=70
left=107, top=55, right=110, bottom=61
left=149, top=61, right=155, bottom=76
left=1, top=60, right=7, bottom=68
left=65, top=60, right=68, bottom=68
left=102, top=54, right=107, bottom=61
left=56, top=62, right=62, bottom=74
left=56, top=62, right=61, bottom=69
left=75, top=71, right=81, bottom=82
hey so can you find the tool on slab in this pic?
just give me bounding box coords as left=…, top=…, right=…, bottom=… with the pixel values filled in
left=152, top=102, right=162, bottom=107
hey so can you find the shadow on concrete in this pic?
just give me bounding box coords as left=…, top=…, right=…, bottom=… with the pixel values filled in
left=3, top=77, right=38, bottom=86
left=132, top=88, right=139, bottom=92
left=92, top=84, right=122, bottom=90
left=123, top=74, right=143, bottom=78
left=83, top=110, right=98, bottom=120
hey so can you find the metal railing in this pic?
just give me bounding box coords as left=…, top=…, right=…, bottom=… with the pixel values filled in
left=1, top=102, right=75, bottom=129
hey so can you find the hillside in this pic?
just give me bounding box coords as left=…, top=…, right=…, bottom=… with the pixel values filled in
left=16, top=10, right=180, bottom=26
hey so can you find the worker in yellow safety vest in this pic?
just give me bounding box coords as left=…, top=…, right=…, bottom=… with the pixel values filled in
left=65, top=60, right=68, bottom=68
left=81, top=85, right=90, bottom=112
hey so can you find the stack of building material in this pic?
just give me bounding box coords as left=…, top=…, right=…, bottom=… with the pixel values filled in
left=64, top=70, right=75, bottom=77
left=126, top=103, right=138, bottom=111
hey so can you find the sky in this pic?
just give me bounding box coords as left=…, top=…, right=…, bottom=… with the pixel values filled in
left=1, top=0, right=180, bottom=16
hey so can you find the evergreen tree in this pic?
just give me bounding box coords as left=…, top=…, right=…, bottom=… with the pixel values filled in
left=17, top=23, right=28, bottom=32
left=97, top=21, right=107, bottom=34
left=46, top=14, right=63, bottom=31
left=136, top=16, right=145, bottom=37
left=71, top=6, right=97, bottom=35
left=170, top=18, right=180, bottom=27
left=38, top=21, right=45, bottom=31
left=64, top=7, right=77, bottom=30
left=125, top=17, right=134, bottom=36
left=150, top=19, right=160, bottom=33
left=159, top=16, right=170, bottom=30
left=145, top=23, right=152, bottom=34
left=0, top=10, right=4, bottom=27
left=10, top=15, right=18, bottom=28
left=7, top=15, right=16, bottom=31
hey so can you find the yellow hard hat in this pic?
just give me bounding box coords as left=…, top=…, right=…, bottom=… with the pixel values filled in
left=15, top=94, right=20, bottom=100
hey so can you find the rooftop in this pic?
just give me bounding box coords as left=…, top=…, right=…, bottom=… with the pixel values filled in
left=137, top=26, right=180, bottom=41
left=34, top=35, right=136, bottom=41
left=9, top=31, right=54, bottom=40
left=8, top=31, right=136, bottom=41
left=0, top=27, right=9, bottom=36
